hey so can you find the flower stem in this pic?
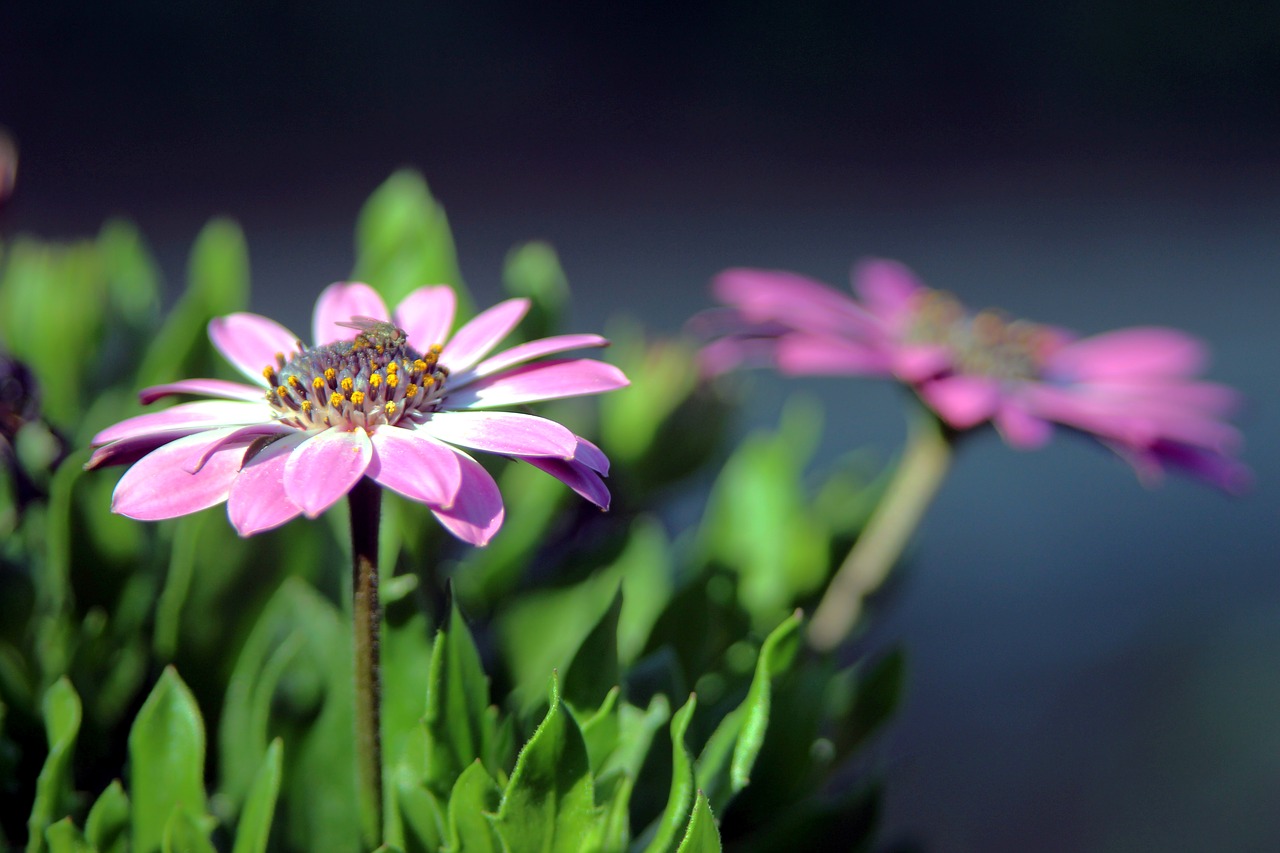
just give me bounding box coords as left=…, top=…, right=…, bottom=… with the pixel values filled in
left=349, top=475, right=383, bottom=847
left=808, top=413, right=953, bottom=651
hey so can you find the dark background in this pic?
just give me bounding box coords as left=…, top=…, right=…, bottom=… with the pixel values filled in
left=3, top=4, right=1278, bottom=851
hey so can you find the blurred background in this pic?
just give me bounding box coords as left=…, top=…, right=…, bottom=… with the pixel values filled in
left=2, top=4, right=1277, bottom=850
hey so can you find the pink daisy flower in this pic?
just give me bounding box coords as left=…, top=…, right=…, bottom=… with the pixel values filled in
left=703, top=259, right=1248, bottom=491
left=88, top=282, right=629, bottom=544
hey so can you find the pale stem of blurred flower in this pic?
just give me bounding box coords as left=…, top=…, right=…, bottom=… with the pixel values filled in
left=349, top=476, right=383, bottom=846
left=808, top=413, right=953, bottom=651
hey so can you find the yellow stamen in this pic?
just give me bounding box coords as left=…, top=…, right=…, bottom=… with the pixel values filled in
left=301, top=400, right=312, bottom=413
left=351, top=390, right=365, bottom=406
left=386, top=361, right=398, bottom=374
left=369, top=373, right=382, bottom=388
left=421, top=375, right=434, bottom=387
left=330, top=392, right=345, bottom=407
left=413, top=359, right=427, bottom=374
left=405, top=384, right=418, bottom=398
left=262, top=365, right=276, bottom=382
left=429, top=344, right=443, bottom=356
left=287, top=375, right=301, bottom=389
left=276, top=386, right=289, bottom=398
left=340, top=377, right=354, bottom=393
left=324, top=368, right=336, bottom=383
left=384, top=401, right=397, bottom=416
left=386, top=374, right=399, bottom=389
left=312, top=376, right=325, bottom=390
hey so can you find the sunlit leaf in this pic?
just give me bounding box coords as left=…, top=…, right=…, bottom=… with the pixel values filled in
left=444, top=761, right=502, bottom=853
left=674, top=791, right=720, bottom=853
left=231, top=738, right=283, bottom=853
left=26, top=678, right=81, bottom=853
left=84, top=780, right=129, bottom=853
left=643, top=694, right=697, bottom=853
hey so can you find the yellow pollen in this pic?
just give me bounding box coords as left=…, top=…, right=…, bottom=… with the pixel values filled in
left=312, top=376, right=325, bottom=390
left=330, top=392, right=345, bottom=407
left=405, top=384, right=418, bottom=398
left=421, top=375, right=434, bottom=387
left=351, top=390, right=365, bottom=406
left=262, top=366, right=276, bottom=381
left=340, top=377, right=354, bottom=393
left=384, top=401, right=397, bottom=416
left=369, top=373, right=382, bottom=388
left=276, top=386, right=289, bottom=398
left=287, top=375, right=301, bottom=388
left=386, top=374, right=399, bottom=388
left=376, top=345, right=384, bottom=354
left=385, top=361, right=398, bottom=374
left=413, top=359, right=427, bottom=374
left=324, top=368, right=336, bottom=383
left=274, top=352, right=286, bottom=365
left=301, top=400, right=312, bottom=412
left=429, top=344, right=443, bottom=355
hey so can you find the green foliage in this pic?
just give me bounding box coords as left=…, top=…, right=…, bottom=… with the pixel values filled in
left=5, top=171, right=905, bottom=853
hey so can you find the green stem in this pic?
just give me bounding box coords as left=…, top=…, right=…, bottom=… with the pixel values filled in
left=808, top=414, right=954, bottom=651
left=349, top=476, right=384, bottom=847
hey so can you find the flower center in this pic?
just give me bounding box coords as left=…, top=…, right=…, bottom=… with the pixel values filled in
left=906, top=290, right=1051, bottom=381
left=261, top=318, right=449, bottom=432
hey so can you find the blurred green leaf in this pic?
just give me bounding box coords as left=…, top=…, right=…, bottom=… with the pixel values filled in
left=128, top=667, right=210, bottom=853
left=698, top=396, right=829, bottom=627
left=136, top=218, right=250, bottom=388
left=230, top=738, right=282, bottom=853
left=382, top=610, right=433, bottom=780
left=674, top=791, right=720, bottom=853
left=153, top=514, right=204, bottom=661
left=395, top=778, right=446, bottom=853
left=424, top=592, right=497, bottom=800
left=26, top=677, right=82, bottom=853
left=563, top=586, right=621, bottom=716
left=353, top=169, right=470, bottom=312
left=97, top=219, right=160, bottom=329
left=598, top=324, right=698, bottom=467
left=444, top=761, right=502, bottom=853
left=84, top=780, right=129, bottom=853
left=491, top=675, right=603, bottom=853
left=695, top=611, right=803, bottom=812
left=643, top=694, right=697, bottom=853
left=502, top=241, right=569, bottom=341
left=161, top=807, right=216, bottom=853
left=42, top=819, right=90, bottom=853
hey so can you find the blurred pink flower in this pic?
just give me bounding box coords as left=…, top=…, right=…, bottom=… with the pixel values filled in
left=702, top=259, right=1248, bottom=491
left=89, top=283, right=628, bottom=544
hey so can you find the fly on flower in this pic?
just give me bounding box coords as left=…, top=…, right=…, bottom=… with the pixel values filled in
left=87, top=282, right=629, bottom=544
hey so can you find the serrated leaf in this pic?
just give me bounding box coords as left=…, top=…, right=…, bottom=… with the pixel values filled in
left=42, top=819, right=91, bottom=853
left=491, top=675, right=602, bottom=853
left=595, top=695, right=668, bottom=853
left=695, top=611, right=803, bottom=812
left=84, top=780, right=129, bottom=853
left=563, top=587, right=622, bottom=716
left=353, top=169, right=470, bottom=311
left=445, top=761, right=502, bottom=853
left=26, top=677, right=81, bottom=853
left=578, top=687, right=620, bottom=774
left=129, top=667, right=209, bottom=853
left=231, top=738, right=283, bottom=853
left=643, top=694, right=697, bottom=853
left=424, top=591, right=495, bottom=799
left=674, top=792, right=720, bottom=853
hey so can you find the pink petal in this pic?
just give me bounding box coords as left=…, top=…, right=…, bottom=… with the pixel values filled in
left=111, top=430, right=253, bottom=521
left=713, top=269, right=876, bottom=337
left=86, top=429, right=209, bottom=471
left=393, top=285, right=457, bottom=350
left=367, top=427, right=463, bottom=508
left=284, top=428, right=373, bottom=518
left=918, top=375, right=1002, bottom=429
left=571, top=436, right=609, bottom=475
left=184, top=423, right=295, bottom=473
left=139, top=378, right=268, bottom=405
left=774, top=333, right=893, bottom=376
left=447, top=359, right=630, bottom=409
left=892, top=344, right=953, bottom=382
left=208, top=313, right=302, bottom=383
left=468, top=333, right=610, bottom=380
left=1047, top=327, right=1207, bottom=381
left=439, top=298, right=531, bottom=373
left=419, top=411, right=579, bottom=459
left=430, top=450, right=505, bottom=546
left=312, top=282, right=390, bottom=346
left=851, top=258, right=928, bottom=326
left=93, top=401, right=272, bottom=446
left=522, top=456, right=611, bottom=509
left=993, top=401, right=1054, bottom=449
left=227, top=433, right=308, bottom=536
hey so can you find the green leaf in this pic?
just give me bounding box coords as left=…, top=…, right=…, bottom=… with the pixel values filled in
left=643, top=694, right=697, bottom=853
left=97, top=218, right=161, bottom=328
left=353, top=169, right=470, bottom=311
left=444, top=761, right=502, bottom=853
left=382, top=610, right=434, bottom=779
left=128, top=667, right=209, bottom=853
left=674, top=791, right=720, bottom=853
left=424, top=592, right=495, bottom=799
left=577, top=686, right=620, bottom=775
left=231, top=738, right=283, bottom=853
left=84, top=780, right=130, bottom=853
left=562, top=586, right=622, bottom=716
left=502, top=241, right=569, bottom=341
left=42, top=819, right=91, bottom=853
left=136, top=218, right=250, bottom=388
left=161, top=807, right=217, bottom=853
left=491, top=675, right=602, bottom=853
left=695, top=611, right=803, bottom=812
left=27, top=677, right=82, bottom=853
left=595, top=695, right=669, bottom=853
left=153, top=514, right=205, bottom=661
left=395, top=778, right=446, bottom=853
